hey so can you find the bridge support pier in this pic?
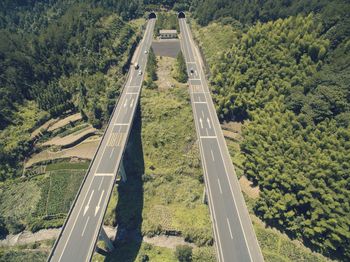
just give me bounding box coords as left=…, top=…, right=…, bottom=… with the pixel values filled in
left=119, top=161, right=127, bottom=182
left=202, top=186, right=207, bottom=204
left=98, top=226, right=115, bottom=252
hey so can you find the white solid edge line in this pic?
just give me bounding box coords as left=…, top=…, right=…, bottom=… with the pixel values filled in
left=56, top=19, right=154, bottom=262
left=94, top=173, right=114, bottom=177
left=85, top=19, right=156, bottom=261
left=184, top=19, right=255, bottom=261
left=180, top=20, right=225, bottom=262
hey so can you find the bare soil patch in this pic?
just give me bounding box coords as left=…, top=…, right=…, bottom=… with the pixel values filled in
left=152, top=39, right=181, bottom=58
left=239, top=175, right=260, bottom=199
left=155, top=56, right=186, bottom=91
left=143, top=235, right=196, bottom=250
left=47, top=113, right=82, bottom=131
left=25, top=136, right=100, bottom=167
left=42, top=126, right=96, bottom=147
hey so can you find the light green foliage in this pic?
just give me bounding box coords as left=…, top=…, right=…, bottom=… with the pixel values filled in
left=0, top=250, right=47, bottom=262
left=0, top=160, right=87, bottom=233
left=31, top=169, right=86, bottom=231
left=0, top=240, right=52, bottom=262
left=255, top=223, right=329, bottom=262
left=45, top=161, right=90, bottom=171
left=0, top=179, right=41, bottom=234
left=192, top=246, right=216, bottom=262
left=0, top=101, right=49, bottom=180
left=103, top=241, right=177, bottom=262
left=191, top=22, right=238, bottom=65
left=210, top=14, right=329, bottom=120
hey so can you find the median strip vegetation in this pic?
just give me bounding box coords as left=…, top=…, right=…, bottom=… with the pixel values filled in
left=99, top=56, right=215, bottom=261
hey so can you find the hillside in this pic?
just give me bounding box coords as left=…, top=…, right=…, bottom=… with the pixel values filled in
left=0, top=1, right=140, bottom=181
left=191, top=1, right=350, bottom=260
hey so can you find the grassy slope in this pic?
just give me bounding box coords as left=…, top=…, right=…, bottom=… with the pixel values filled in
left=140, top=87, right=212, bottom=243
left=0, top=239, right=53, bottom=262
left=0, top=101, right=48, bottom=159
left=191, top=21, right=330, bottom=262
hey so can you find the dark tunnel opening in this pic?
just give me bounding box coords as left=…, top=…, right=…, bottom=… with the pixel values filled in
left=178, top=12, right=185, bottom=19
left=148, top=12, right=156, bottom=19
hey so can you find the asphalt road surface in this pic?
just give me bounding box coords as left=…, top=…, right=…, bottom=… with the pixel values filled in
left=179, top=17, right=264, bottom=262
left=48, top=18, right=156, bottom=262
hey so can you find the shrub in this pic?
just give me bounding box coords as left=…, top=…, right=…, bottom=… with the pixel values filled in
left=175, top=245, right=193, bottom=262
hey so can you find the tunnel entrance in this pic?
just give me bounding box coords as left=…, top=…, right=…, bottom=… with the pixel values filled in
left=148, top=12, right=156, bottom=19
left=178, top=12, right=185, bottom=19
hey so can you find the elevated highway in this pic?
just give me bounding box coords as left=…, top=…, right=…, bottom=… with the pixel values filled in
left=179, top=14, right=264, bottom=262
left=48, top=17, right=156, bottom=262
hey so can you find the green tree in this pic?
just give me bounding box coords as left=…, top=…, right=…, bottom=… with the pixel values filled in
left=175, top=245, right=192, bottom=262
left=175, top=51, right=188, bottom=83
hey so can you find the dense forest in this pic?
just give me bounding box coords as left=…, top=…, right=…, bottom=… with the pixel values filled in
left=195, top=0, right=350, bottom=260
left=0, top=1, right=140, bottom=181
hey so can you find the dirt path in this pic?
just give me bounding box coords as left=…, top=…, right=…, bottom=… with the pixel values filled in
left=0, top=226, right=193, bottom=251
left=47, top=113, right=82, bottom=132
left=42, top=127, right=97, bottom=147
left=239, top=176, right=260, bottom=199
left=25, top=137, right=100, bottom=167
left=155, top=56, right=186, bottom=91
left=143, top=235, right=196, bottom=249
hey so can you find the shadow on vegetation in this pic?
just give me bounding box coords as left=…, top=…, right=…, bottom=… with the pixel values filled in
left=105, top=104, right=145, bottom=262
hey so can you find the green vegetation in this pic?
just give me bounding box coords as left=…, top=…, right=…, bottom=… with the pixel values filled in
left=45, top=161, right=90, bottom=171
left=174, top=52, right=188, bottom=83
left=144, top=48, right=158, bottom=90
left=175, top=245, right=193, bottom=262
left=95, top=242, right=177, bottom=262
left=139, top=87, right=212, bottom=246
left=0, top=1, right=139, bottom=181
left=192, top=0, right=349, bottom=26
left=0, top=240, right=53, bottom=262
left=191, top=22, right=238, bottom=66
left=154, top=12, right=180, bottom=36
left=0, top=160, right=87, bottom=233
left=102, top=68, right=214, bottom=260
left=147, top=48, right=158, bottom=81
left=192, top=1, right=350, bottom=260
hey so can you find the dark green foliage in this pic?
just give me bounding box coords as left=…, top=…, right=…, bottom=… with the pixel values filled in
left=200, top=4, right=350, bottom=260
left=147, top=47, right=158, bottom=81
left=174, top=51, right=188, bottom=83
left=175, top=245, right=193, bottom=262
left=0, top=216, right=8, bottom=239
left=192, top=0, right=350, bottom=26
left=0, top=1, right=137, bottom=181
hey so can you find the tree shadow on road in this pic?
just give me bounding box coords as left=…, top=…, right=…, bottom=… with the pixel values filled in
left=105, top=104, right=145, bottom=262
